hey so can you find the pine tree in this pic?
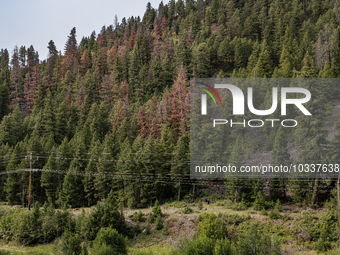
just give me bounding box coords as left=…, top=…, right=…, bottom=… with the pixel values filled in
left=252, top=49, right=273, bottom=78
left=61, top=136, right=86, bottom=208
left=41, top=139, right=59, bottom=205
left=5, top=142, right=25, bottom=205
left=10, top=46, right=23, bottom=109
left=41, top=91, right=55, bottom=137
left=170, top=63, right=189, bottom=137
left=55, top=101, right=68, bottom=144
left=270, top=127, right=290, bottom=200
left=63, top=27, right=79, bottom=76
left=0, top=80, right=10, bottom=120
left=113, top=137, right=133, bottom=204
left=128, top=46, right=140, bottom=94
left=95, top=134, right=117, bottom=201
left=0, top=104, right=24, bottom=146
left=84, top=138, right=102, bottom=206
left=80, top=49, right=91, bottom=76
left=193, top=42, right=211, bottom=77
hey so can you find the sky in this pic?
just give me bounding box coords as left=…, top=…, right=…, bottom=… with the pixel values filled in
left=0, top=0, right=162, bottom=61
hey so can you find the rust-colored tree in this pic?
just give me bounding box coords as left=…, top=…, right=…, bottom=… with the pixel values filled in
left=150, top=117, right=161, bottom=139
left=107, top=46, right=117, bottom=73
left=123, top=27, right=130, bottom=48
left=137, top=106, right=148, bottom=138
left=97, top=31, right=107, bottom=48
left=111, top=98, right=130, bottom=131
left=24, top=65, right=39, bottom=115
left=129, top=25, right=136, bottom=50
left=61, top=27, right=79, bottom=77
left=80, top=49, right=91, bottom=76
left=170, top=63, right=189, bottom=138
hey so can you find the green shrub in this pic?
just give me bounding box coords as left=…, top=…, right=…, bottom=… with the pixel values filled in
left=261, top=209, right=268, bottom=216
left=231, top=199, right=248, bottom=211
left=179, top=234, right=232, bottom=255
left=268, top=209, right=281, bottom=219
left=152, top=200, right=162, bottom=218
left=136, top=210, right=144, bottom=222
left=162, top=225, right=169, bottom=236
left=181, top=206, right=193, bottom=214
left=274, top=199, right=282, bottom=212
left=59, top=230, right=82, bottom=255
left=282, top=213, right=290, bottom=221
left=302, top=199, right=307, bottom=210
left=223, top=214, right=250, bottom=225
left=145, top=225, right=151, bottom=235
left=199, top=213, right=226, bottom=240
left=237, top=224, right=281, bottom=255
left=314, top=210, right=337, bottom=252
left=294, top=212, right=318, bottom=242
left=198, top=199, right=203, bottom=210
left=253, top=191, right=266, bottom=211
left=224, top=199, right=233, bottom=209
left=179, top=234, right=217, bottom=255
left=213, top=238, right=232, bottom=255
left=87, top=190, right=126, bottom=241
left=147, top=213, right=154, bottom=223
left=92, top=227, right=127, bottom=255
left=134, top=222, right=142, bottom=234
left=155, top=215, right=163, bottom=230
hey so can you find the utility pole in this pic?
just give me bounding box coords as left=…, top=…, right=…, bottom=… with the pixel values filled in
left=56, top=144, right=60, bottom=209
left=25, top=152, right=38, bottom=210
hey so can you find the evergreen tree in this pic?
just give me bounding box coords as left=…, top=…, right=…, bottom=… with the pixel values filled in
left=61, top=136, right=86, bottom=208
left=83, top=137, right=102, bottom=206
left=5, top=142, right=25, bottom=205
left=270, top=127, right=290, bottom=200
left=0, top=80, right=10, bottom=120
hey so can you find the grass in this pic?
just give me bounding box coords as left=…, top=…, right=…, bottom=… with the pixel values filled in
left=0, top=240, right=54, bottom=254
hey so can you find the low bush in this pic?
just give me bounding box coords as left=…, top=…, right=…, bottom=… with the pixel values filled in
left=181, top=206, right=193, bottom=214
left=268, top=209, right=281, bottom=219
left=92, top=227, right=127, bottom=255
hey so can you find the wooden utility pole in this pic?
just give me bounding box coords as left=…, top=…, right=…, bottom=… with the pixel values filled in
left=56, top=144, right=60, bottom=209
left=25, top=152, right=37, bottom=211
left=28, top=152, right=32, bottom=210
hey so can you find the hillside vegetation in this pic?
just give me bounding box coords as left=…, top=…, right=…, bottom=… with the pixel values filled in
left=1, top=0, right=340, bottom=253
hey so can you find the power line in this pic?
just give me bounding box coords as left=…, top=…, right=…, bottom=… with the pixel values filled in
left=0, top=168, right=337, bottom=191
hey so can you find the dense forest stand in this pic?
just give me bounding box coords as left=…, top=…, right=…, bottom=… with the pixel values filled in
left=25, top=152, right=38, bottom=210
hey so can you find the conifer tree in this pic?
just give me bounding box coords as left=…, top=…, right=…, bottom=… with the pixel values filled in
left=61, top=136, right=86, bottom=208
left=5, top=142, right=24, bottom=205
left=10, top=46, right=23, bottom=109
left=41, top=140, right=59, bottom=205
left=270, top=127, right=290, bottom=200
left=0, top=80, right=10, bottom=120
left=95, top=134, right=117, bottom=201
left=84, top=138, right=102, bottom=206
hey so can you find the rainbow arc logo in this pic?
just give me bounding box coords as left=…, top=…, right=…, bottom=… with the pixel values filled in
left=197, top=82, right=222, bottom=115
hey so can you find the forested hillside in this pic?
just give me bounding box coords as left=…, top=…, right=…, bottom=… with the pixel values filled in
left=0, top=0, right=340, bottom=213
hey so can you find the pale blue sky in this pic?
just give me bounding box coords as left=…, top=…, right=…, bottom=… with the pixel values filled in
left=0, top=0, right=162, bottom=61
